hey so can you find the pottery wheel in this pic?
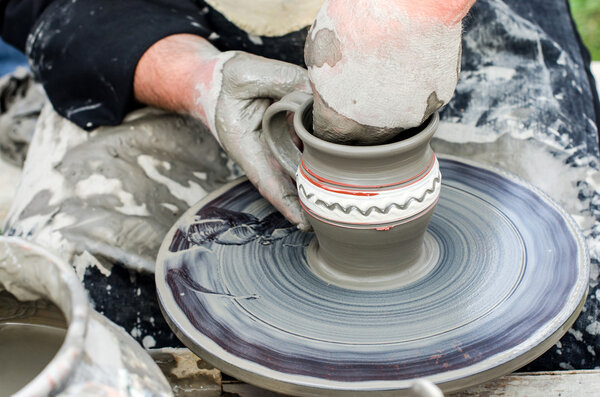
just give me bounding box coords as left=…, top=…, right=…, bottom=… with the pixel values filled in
left=156, top=157, right=589, bottom=396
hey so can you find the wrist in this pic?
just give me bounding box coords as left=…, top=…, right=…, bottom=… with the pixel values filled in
left=190, top=49, right=238, bottom=138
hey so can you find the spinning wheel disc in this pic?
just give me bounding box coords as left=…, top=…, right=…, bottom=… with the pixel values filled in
left=156, top=157, right=588, bottom=396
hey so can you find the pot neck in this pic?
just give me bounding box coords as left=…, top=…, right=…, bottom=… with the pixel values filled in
left=295, top=102, right=439, bottom=186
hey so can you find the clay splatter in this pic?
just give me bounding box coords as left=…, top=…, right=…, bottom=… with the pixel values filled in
left=305, top=28, right=342, bottom=68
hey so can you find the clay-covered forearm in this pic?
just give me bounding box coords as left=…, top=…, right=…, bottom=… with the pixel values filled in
left=24, top=0, right=212, bottom=130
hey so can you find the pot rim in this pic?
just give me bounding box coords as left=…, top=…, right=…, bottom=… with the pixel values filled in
left=293, top=98, right=439, bottom=158
left=0, top=236, right=89, bottom=397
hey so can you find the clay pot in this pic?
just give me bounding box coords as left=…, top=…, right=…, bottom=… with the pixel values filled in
left=0, top=236, right=172, bottom=396
left=263, top=92, right=441, bottom=290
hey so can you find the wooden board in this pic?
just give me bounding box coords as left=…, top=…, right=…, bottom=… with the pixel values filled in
left=151, top=348, right=600, bottom=397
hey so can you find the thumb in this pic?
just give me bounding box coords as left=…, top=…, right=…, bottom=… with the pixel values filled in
left=238, top=55, right=311, bottom=100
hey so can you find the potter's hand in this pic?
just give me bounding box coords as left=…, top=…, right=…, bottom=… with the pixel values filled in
left=195, top=48, right=312, bottom=229
left=306, top=0, right=476, bottom=144
left=134, top=34, right=310, bottom=229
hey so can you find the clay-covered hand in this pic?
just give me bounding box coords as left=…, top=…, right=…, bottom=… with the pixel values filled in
left=306, top=0, right=476, bottom=144
left=193, top=45, right=311, bottom=229
left=134, top=35, right=311, bottom=229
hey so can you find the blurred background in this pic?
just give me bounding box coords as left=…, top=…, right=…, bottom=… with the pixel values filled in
left=571, top=0, right=599, bottom=61
left=0, top=39, right=26, bottom=76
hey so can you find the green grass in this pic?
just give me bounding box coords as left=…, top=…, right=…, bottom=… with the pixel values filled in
left=570, top=0, right=600, bottom=60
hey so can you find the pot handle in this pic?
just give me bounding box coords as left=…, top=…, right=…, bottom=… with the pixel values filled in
left=262, top=91, right=312, bottom=180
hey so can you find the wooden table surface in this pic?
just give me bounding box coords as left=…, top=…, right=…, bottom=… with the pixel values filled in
left=150, top=348, right=600, bottom=397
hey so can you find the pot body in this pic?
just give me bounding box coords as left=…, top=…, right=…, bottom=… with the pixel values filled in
left=294, top=102, right=441, bottom=290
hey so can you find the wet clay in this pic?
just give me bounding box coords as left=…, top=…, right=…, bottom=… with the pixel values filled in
left=0, top=324, right=66, bottom=397
left=263, top=96, right=441, bottom=290
left=310, top=89, right=407, bottom=145
left=306, top=221, right=440, bottom=290
left=305, top=0, right=473, bottom=144
left=304, top=28, right=342, bottom=68
left=4, top=106, right=233, bottom=273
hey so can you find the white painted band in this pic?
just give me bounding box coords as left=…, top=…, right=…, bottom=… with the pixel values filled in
left=296, top=158, right=441, bottom=225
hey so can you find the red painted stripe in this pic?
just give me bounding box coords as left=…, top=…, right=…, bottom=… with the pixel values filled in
left=300, top=156, right=437, bottom=194
left=298, top=167, right=379, bottom=196
left=300, top=154, right=436, bottom=189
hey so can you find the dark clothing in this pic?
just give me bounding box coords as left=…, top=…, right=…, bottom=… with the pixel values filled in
left=0, top=0, right=52, bottom=51
left=1, top=0, right=210, bottom=129
left=0, top=0, right=308, bottom=130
